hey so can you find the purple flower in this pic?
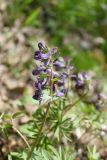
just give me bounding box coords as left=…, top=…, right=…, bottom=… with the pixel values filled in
left=35, top=82, right=42, bottom=92
left=33, top=91, right=42, bottom=101
left=53, top=58, right=65, bottom=68
left=82, top=72, right=90, bottom=81
left=34, top=47, right=57, bottom=61
left=41, top=78, right=48, bottom=87
left=32, top=43, right=68, bottom=101
left=71, top=74, right=78, bottom=81
left=75, top=80, right=85, bottom=90
left=57, top=73, right=67, bottom=86
left=34, top=51, right=48, bottom=60
left=33, top=82, right=42, bottom=101
left=32, top=66, right=45, bottom=75
left=57, top=79, right=64, bottom=86
left=33, top=79, right=48, bottom=101
left=46, top=69, right=59, bottom=77
left=54, top=84, right=65, bottom=97
left=42, top=48, right=57, bottom=60
left=34, top=51, right=42, bottom=60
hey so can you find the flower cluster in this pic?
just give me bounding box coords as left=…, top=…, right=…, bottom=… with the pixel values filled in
left=92, top=93, right=107, bottom=110
left=71, top=71, right=90, bottom=95
left=32, top=42, right=68, bottom=103
left=32, top=42, right=107, bottom=109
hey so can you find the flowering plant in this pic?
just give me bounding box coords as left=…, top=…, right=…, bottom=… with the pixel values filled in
left=1, top=43, right=107, bottom=160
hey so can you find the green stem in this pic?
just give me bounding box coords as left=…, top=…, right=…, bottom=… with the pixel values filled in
left=63, top=92, right=88, bottom=114
left=27, top=102, right=51, bottom=160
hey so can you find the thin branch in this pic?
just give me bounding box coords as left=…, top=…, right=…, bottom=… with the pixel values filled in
left=12, top=126, right=31, bottom=150
left=27, top=102, right=51, bottom=160
left=63, top=92, right=88, bottom=114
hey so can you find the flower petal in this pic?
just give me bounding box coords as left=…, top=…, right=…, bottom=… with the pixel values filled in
left=54, top=84, right=65, bottom=97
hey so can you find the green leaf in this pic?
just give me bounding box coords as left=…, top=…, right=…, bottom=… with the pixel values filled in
left=12, top=112, right=25, bottom=119
left=25, top=8, right=41, bottom=26
left=2, top=123, right=12, bottom=139
left=3, top=114, right=12, bottom=120
left=20, top=124, right=34, bottom=138
left=21, top=95, right=36, bottom=105
left=8, top=154, right=12, bottom=160
left=41, top=149, right=53, bottom=160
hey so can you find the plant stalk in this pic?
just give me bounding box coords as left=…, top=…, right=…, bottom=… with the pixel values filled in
left=27, top=59, right=54, bottom=160
left=13, top=126, right=31, bottom=150
left=26, top=102, right=51, bottom=160
left=63, top=92, right=88, bottom=114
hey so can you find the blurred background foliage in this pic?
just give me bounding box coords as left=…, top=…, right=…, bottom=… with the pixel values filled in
left=5, top=0, right=107, bottom=72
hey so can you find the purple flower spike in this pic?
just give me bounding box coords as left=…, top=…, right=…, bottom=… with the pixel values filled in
left=54, top=84, right=65, bottom=97
left=76, top=80, right=85, bottom=90
left=32, top=43, right=68, bottom=102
